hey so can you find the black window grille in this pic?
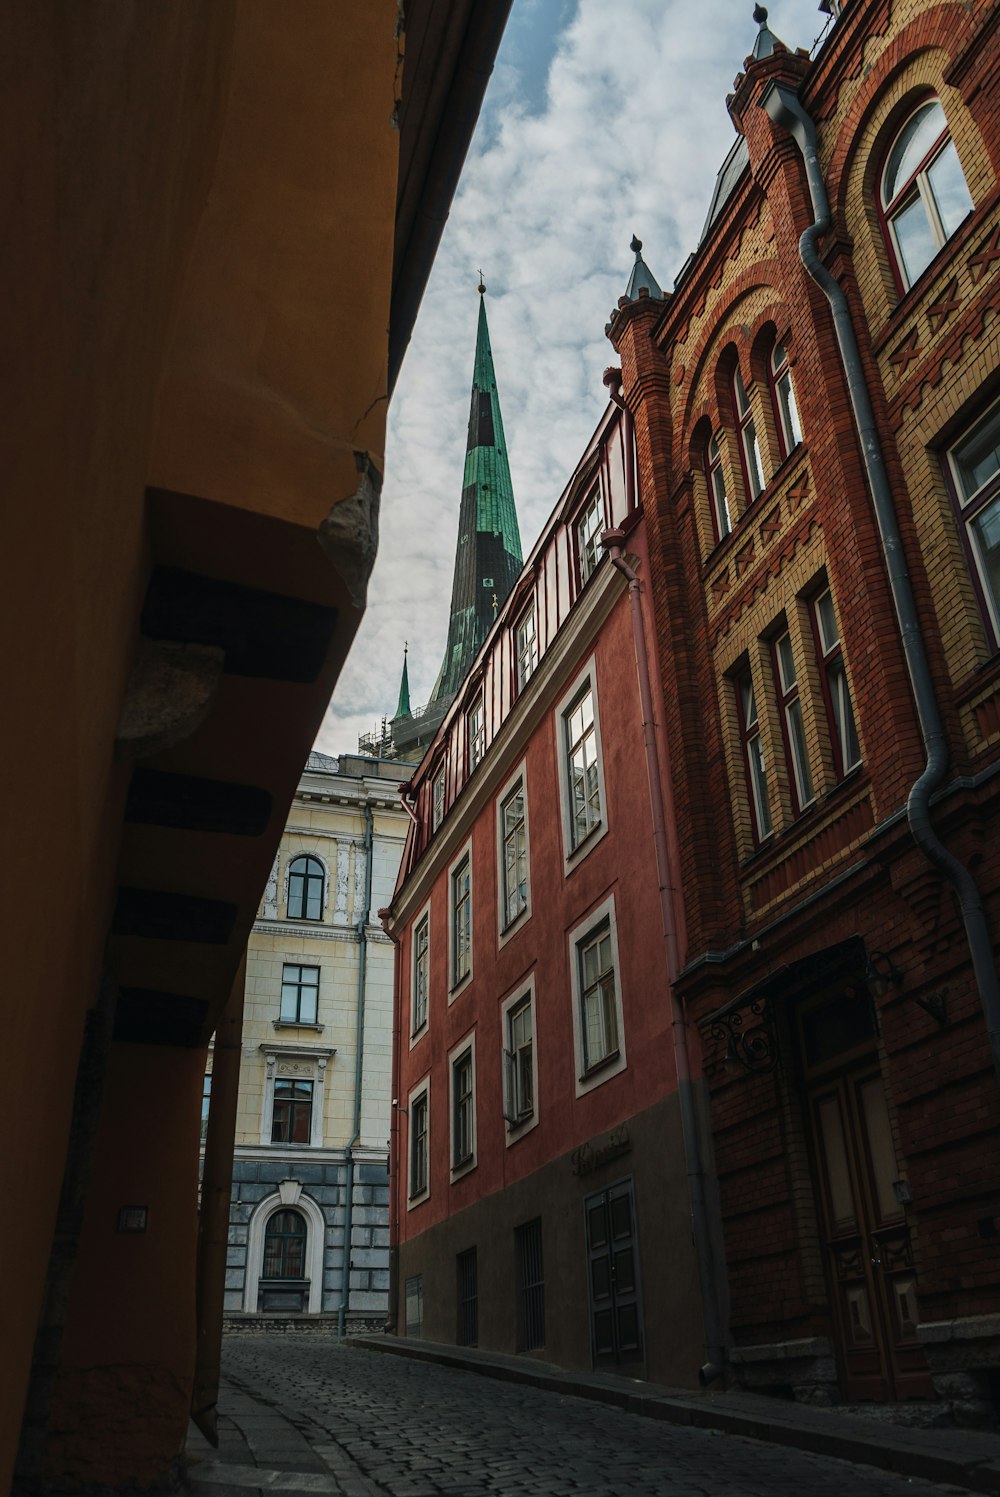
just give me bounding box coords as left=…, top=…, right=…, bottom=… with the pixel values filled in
left=457, top=1247, right=478, bottom=1347
left=515, top=1218, right=545, bottom=1350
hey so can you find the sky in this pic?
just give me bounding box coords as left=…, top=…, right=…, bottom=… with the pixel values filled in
left=317, top=0, right=834, bottom=756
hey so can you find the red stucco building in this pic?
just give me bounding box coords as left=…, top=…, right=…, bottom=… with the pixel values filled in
left=385, top=381, right=720, bottom=1382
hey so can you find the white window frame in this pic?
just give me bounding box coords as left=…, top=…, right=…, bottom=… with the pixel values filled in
left=467, top=692, right=485, bottom=774
left=881, top=98, right=973, bottom=294
left=515, top=600, right=538, bottom=691
left=577, top=488, right=604, bottom=585
left=496, top=759, right=531, bottom=946
left=555, top=655, right=609, bottom=871
left=770, top=342, right=802, bottom=459
left=447, top=837, right=474, bottom=998
left=568, top=894, right=627, bottom=1097
left=259, top=1046, right=333, bottom=1149
left=243, top=1186, right=326, bottom=1313
left=431, top=764, right=446, bottom=832
left=448, top=1030, right=478, bottom=1179
left=410, top=901, right=431, bottom=1044
left=501, top=976, right=538, bottom=1142
left=407, top=1075, right=430, bottom=1207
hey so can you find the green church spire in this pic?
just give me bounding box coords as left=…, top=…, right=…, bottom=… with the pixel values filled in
left=430, top=281, right=523, bottom=708
left=394, top=643, right=411, bottom=720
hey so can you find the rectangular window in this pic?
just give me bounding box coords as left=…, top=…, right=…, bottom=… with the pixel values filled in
left=451, top=853, right=472, bottom=988
left=432, top=766, right=446, bottom=831
left=451, top=1045, right=475, bottom=1169
left=456, top=1247, right=478, bottom=1347
left=515, top=1219, right=545, bottom=1351
left=411, top=913, right=429, bottom=1035
left=707, top=433, right=732, bottom=541
left=503, top=996, right=534, bottom=1126
left=948, top=399, right=1000, bottom=644
left=736, top=670, right=772, bottom=841
left=733, top=365, right=765, bottom=501
left=279, top=963, right=320, bottom=1025
left=772, top=631, right=814, bottom=813
left=500, top=781, right=528, bottom=928
left=271, top=1078, right=314, bottom=1144
left=409, top=1087, right=429, bottom=1200
left=579, top=923, right=619, bottom=1074
left=577, top=490, right=604, bottom=584
left=813, top=589, right=861, bottom=778
left=565, top=685, right=601, bottom=849
left=201, top=1073, right=212, bottom=1143
left=516, top=602, right=538, bottom=690
left=467, top=694, right=485, bottom=773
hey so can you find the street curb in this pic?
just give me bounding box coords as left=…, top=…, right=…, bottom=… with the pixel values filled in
left=349, top=1334, right=1000, bottom=1494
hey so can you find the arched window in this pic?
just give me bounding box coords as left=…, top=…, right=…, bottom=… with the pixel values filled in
left=287, top=855, right=324, bottom=920
left=263, top=1208, right=307, bottom=1280
left=706, top=433, right=732, bottom=541
left=770, top=342, right=802, bottom=459
left=732, top=365, right=765, bottom=502
left=880, top=99, right=973, bottom=292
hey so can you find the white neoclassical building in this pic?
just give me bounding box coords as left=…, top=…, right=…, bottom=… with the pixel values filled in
left=205, top=751, right=408, bottom=1324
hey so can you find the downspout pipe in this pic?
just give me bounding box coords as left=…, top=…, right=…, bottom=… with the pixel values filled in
left=338, top=801, right=375, bottom=1338
left=380, top=907, right=402, bottom=1334
left=601, top=524, right=727, bottom=1386
left=761, top=81, right=1000, bottom=1084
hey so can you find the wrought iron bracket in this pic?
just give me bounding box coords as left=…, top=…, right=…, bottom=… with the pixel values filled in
left=910, top=985, right=949, bottom=1027
left=707, top=994, right=779, bottom=1075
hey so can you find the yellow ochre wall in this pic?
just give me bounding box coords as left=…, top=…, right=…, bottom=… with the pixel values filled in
left=1, top=2, right=402, bottom=1489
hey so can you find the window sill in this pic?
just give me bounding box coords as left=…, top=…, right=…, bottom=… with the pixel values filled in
left=284, top=917, right=325, bottom=925
left=564, top=816, right=607, bottom=875
left=499, top=903, right=531, bottom=948
left=409, top=1022, right=428, bottom=1046
left=406, top=1189, right=429, bottom=1210
left=579, top=1049, right=621, bottom=1083
left=448, top=973, right=473, bottom=1003
left=450, top=1155, right=477, bottom=1182
left=273, top=1020, right=324, bottom=1032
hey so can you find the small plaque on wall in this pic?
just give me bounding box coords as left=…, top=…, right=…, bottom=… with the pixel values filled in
left=117, top=1205, right=148, bottom=1233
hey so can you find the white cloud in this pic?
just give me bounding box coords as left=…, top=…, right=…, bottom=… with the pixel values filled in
left=318, top=0, right=830, bottom=755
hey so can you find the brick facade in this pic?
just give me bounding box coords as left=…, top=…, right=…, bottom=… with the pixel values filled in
left=609, top=0, right=1000, bottom=1415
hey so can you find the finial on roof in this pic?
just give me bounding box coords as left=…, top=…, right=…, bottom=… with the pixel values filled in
left=751, top=2, right=784, bottom=59
left=623, top=235, right=664, bottom=304
left=477, top=269, right=486, bottom=295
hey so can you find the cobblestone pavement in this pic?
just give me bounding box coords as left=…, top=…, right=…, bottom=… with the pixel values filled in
left=187, top=1334, right=981, bottom=1497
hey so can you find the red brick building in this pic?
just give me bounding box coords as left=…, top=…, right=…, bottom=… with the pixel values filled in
left=606, top=0, right=1000, bottom=1415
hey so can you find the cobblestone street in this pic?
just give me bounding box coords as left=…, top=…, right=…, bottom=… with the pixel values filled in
left=183, top=1335, right=993, bottom=1497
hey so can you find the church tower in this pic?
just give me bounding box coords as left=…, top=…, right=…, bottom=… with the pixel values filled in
left=430, top=280, right=522, bottom=707
left=364, top=283, right=523, bottom=763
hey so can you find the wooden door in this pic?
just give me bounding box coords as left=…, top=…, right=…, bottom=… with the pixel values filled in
left=585, top=1178, right=644, bottom=1368
left=809, top=1067, right=931, bottom=1399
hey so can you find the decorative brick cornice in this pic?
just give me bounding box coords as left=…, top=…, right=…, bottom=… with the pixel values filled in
left=711, top=514, right=820, bottom=646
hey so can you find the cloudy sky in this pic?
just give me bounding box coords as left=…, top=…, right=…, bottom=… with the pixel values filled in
left=317, top=0, right=832, bottom=755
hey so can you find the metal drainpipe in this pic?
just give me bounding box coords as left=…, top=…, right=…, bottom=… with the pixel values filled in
left=380, top=908, right=402, bottom=1334
left=601, top=510, right=727, bottom=1385
left=338, top=801, right=375, bottom=1338
left=761, top=81, right=1000, bottom=1084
